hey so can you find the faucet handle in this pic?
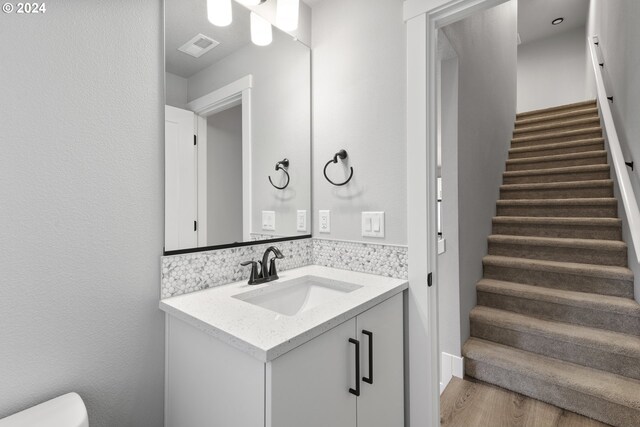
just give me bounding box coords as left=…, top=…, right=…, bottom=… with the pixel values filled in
left=268, top=258, right=280, bottom=280
left=240, top=260, right=260, bottom=285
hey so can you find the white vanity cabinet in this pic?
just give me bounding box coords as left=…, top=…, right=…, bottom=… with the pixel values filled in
left=165, top=292, right=404, bottom=427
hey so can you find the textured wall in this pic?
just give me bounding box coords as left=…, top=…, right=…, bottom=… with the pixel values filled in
left=587, top=0, right=640, bottom=302
left=311, top=0, right=407, bottom=245
left=517, top=27, right=589, bottom=113
left=0, top=1, right=165, bottom=426
left=443, top=0, right=518, bottom=347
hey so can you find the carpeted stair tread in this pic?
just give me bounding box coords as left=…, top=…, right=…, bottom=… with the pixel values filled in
left=501, top=179, right=613, bottom=191
left=500, top=179, right=613, bottom=199
left=511, top=127, right=602, bottom=145
left=515, top=107, right=599, bottom=127
left=507, top=150, right=607, bottom=166
left=508, top=138, right=604, bottom=158
left=503, top=165, right=611, bottom=184
left=495, top=198, right=618, bottom=218
left=496, top=197, right=617, bottom=207
left=463, top=338, right=640, bottom=426
left=482, top=255, right=633, bottom=281
left=513, top=117, right=602, bottom=136
left=493, top=216, right=621, bottom=227
left=470, top=306, right=640, bottom=379
left=516, top=100, right=597, bottom=120
left=488, top=234, right=626, bottom=251
left=476, top=279, right=640, bottom=321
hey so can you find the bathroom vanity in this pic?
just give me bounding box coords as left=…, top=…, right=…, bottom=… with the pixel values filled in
left=160, top=265, right=407, bottom=427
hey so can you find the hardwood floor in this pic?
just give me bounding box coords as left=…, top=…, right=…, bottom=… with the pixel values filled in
left=440, top=377, right=610, bottom=427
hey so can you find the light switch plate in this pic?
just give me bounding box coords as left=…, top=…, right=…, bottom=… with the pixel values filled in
left=319, top=210, right=331, bottom=233
left=297, top=210, right=307, bottom=232
left=361, top=212, right=385, bottom=238
left=262, top=210, right=276, bottom=231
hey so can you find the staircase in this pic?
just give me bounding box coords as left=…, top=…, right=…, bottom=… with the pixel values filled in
left=462, top=100, right=640, bottom=426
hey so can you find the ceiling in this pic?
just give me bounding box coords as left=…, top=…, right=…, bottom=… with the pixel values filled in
left=518, top=0, right=590, bottom=45
left=166, top=0, right=254, bottom=78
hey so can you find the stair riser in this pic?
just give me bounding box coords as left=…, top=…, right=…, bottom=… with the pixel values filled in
left=492, top=222, right=622, bottom=240
left=482, top=264, right=634, bottom=298
left=506, top=155, right=607, bottom=171
left=488, top=241, right=627, bottom=266
left=508, top=142, right=604, bottom=159
left=496, top=204, right=617, bottom=218
left=464, top=356, right=640, bottom=426
left=470, top=320, right=640, bottom=380
left=513, top=121, right=602, bottom=138
left=512, top=131, right=603, bottom=148
left=477, top=290, right=640, bottom=337
left=503, top=170, right=610, bottom=184
left=516, top=103, right=598, bottom=121
left=514, top=112, right=599, bottom=129
left=500, top=185, right=613, bottom=200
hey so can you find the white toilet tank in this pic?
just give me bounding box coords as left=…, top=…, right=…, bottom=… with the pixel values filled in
left=0, top=393, right=88, bottom=427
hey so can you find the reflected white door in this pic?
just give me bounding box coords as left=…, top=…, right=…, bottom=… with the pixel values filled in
left=165, top=105, right=197, bottom=251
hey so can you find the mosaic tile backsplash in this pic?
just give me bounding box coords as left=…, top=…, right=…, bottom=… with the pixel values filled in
left=161, top=238, right=408, bottom=299
left=313, top=239, right=408, bottom=280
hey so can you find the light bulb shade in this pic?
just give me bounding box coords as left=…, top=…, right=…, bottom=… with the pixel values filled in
left=251, top=12, right=272, bottom=46
left=276, top=0, right=299, bottom=31
left=207, top=0, right=232, bottom=27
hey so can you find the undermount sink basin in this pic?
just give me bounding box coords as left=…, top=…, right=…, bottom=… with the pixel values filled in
left=233, top=275, right=362, bottom=316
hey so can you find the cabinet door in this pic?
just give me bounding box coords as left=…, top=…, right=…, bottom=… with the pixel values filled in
left=267, top=318, right=357, bottom=427
left=357, top=293, right=404, bottom=427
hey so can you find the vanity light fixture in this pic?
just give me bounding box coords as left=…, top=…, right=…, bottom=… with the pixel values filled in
left=551, top=17, right=564, bottom=25
left=207, top=0, right=232, bottom=27
left=251, top=11, right=273, bottom=46
left=276, top=0, right=299, bottom=31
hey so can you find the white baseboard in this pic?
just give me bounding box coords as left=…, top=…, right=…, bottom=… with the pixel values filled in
left=440, top=352, right=464, bottom=395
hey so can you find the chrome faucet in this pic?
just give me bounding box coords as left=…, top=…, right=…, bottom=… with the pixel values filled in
left=240, top=246, right=285, bottom=285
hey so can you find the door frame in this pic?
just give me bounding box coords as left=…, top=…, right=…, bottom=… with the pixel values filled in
left=403, top=1, right=509, bottom=426
left=187, top=75, right=253, bottom=243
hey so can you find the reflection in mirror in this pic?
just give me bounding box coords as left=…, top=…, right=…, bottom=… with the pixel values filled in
left=164, top=0, right=311, bottom=252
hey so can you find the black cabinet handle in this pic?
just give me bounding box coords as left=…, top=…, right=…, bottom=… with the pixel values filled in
left=348, top=338, right=360, bottom=396
left=362, top=330, right=373, bottom=384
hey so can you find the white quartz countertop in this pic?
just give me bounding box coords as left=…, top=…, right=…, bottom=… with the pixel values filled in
left=159, top=265, right=408, bottom=362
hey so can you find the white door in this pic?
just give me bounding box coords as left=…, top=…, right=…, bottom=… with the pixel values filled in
left=267, top=318, right=357, bottom=427
left=356, top=293, right=405, bottom=427
left=165, top=105, right=197, bottom=251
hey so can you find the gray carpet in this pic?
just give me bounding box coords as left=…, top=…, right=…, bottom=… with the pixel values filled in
left=462, top=100, right=640, bottom=426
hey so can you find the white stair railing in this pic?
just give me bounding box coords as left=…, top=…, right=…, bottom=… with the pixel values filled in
left=588, top=35, right=640, bottom=263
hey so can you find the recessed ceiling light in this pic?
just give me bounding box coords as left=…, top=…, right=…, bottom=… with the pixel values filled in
left=552, top=17, right=564, bottom=25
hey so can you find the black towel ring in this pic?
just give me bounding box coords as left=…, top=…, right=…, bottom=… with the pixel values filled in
left=269, top=158, right=290, bottom=190
left=323, top=149, right=354, bottom=186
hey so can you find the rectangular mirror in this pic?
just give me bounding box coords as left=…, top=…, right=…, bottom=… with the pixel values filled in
left=164, top=0, right=311, bottom=253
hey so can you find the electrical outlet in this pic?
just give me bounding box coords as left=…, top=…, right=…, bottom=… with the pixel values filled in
left=319, top=210, right=331, bottom=233
left=262, top=211, right=275, bottom=231
left=297, top=210, right=307, bottom=232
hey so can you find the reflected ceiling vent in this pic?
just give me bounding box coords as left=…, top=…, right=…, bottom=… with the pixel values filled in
left=178, top=34, right=220, bottom=58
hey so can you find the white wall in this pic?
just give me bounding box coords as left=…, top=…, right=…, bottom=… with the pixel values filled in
left=166, top=72, right=188, bottom=109
left=443, top=0, right=518, bottom=346
left=207, top=105, right=244, bottom=245
left=517, top=27, right=589, bottom=112
left=587, top=0, right=640, bottom=302
left=438, top=54, right=462, bottom=359
left=188, top=29, right=311, bottom=239
left=312, top=0, right=407, bottom=244
left=0, top=1, right=165, bottom=426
